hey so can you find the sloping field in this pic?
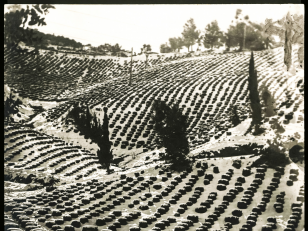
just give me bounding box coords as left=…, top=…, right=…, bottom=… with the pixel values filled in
left=25, top=47, right=304, bottom=155
left=4, top=47, right=192, bottom=101
left=4, top=124, right=108, bottom=181
left=4, top=155, right=304, bottom=231
left=4, top=46, right=304, bottom=231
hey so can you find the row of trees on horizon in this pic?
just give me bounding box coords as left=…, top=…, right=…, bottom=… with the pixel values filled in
left=160, top=9, right=279, bottom=53
left=5, top=4, right=303, bottom=59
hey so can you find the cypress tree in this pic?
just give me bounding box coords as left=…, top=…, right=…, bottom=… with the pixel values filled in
left=152, top=100, right=191, bottom=171
left=97, top=107, right=113, bottom=174
left=248, top=51, right=262, bottom=134
left=68, top=104, right=113, bottom=173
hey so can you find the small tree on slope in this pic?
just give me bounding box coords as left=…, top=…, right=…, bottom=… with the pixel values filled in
left=260, top=84, right=277, bottom=117
left=248, top=51, right=262, bottom=134
left=151, top=100, right=191, bottom=171
left=229, top=105, right=241, bottom=127
left=251, top=133, right=290, bottom=168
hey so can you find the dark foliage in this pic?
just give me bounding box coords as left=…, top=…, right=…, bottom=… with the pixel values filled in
left=68, top=104, right=113, bottom=172
left=4, top=4, right=55, bottom=50
left=260, top=85, right=277, bottom=117
left=289, top=145, right=304, bottom=163
left=4, top=92, right=23, bottom=123
left=28, top=105, right=45, bottom=120
left=197, top=143, right=263, bottom=158
left=248, top=52, right=262, bottom=134
left=160, top=43, right=173, bottom=53
left=250, top=137, right=290, bottom=168
left=28, top=30, right=83, bottom=49
left=151, top=100, right=192, bottom=171
left=229, top=105, right=241, bottom=127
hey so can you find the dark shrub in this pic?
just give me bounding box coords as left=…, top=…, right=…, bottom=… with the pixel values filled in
left=81, top=225, right=98, bottom=231
left=139, top=221, right=148, bottom=228
left=45, top=221, right=56, bottom=228
left=237, top=177, right=246, bottom=183
left=237, top=201, right=247, bottom=209
left=71, top=220, right=81, bottom=228
left=232, top=210, right=243, bottom=217
left=225, top=216, right=239, bottom=225
left=213, top=166, right=219, bottom=173
left=64, top=225, right=75, bottom=231
left=289, top=174, right=298, bottom=181
left=217, top=184, right=226, bottom=191
left=261, top=225, right=273, bottom=231
left=174, top=226, right=186, bottom=231
left=187, top=214, right=198, bottom=223
left=195, top=206, right=207, bottom=213
left=232, top=160, right=242, bottom=169
left=197, top=170, right=204, bottom=176
left=267, top=217, right=276, bottom=223
left=96, top=218, right=105, bottom=226
left=153, top=184, right=162, bottom=190
left=242, top=168, right=251, bottom=176
left=51, top=209, right=62, bottom=216
left=251, top=140, right=290, bottom=168
left=139, top=205, right=149, bottom=210
left=287, top=219, right=298, bottom=228
left=204, top=179, right=210, bottom=185
left=286, top=180, right=293, bottom=186
left=203, top=174, right=212, bottom=181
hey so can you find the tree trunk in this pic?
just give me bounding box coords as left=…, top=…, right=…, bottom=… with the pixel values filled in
left=284, top=28, right=292, bottom=71
left=22, top=68, right=25, bottom=90
left=106, top=162, right=110, bottom=174
left=249, top=52, right=262, bottom=133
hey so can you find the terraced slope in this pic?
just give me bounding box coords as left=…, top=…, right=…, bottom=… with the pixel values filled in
left=4, top=124, right=105, bottom=181
left=30, top=47, right=304, bottom=154
left=4, top=47, right=192, bottom=101
left=4, top=156, right=304, bottom=231
left=4, top=46, right=304, bottom=231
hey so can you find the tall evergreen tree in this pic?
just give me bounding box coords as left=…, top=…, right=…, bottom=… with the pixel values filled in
left=248, top=52, right=262, bottom=134
left=151, top=100, right=191, bottom=171
left=68, top=104, right=113, bottom=173
left=97, top=107, right=113, bottom=173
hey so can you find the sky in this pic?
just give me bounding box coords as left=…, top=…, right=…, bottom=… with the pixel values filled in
left=5, top=4, right=304, bottom=53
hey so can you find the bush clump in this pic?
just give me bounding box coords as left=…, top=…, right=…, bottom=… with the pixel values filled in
left=250, top=135, right=290, bottom=168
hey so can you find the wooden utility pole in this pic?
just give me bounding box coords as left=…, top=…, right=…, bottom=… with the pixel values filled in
left=129, top=47, right=133, bottom=86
